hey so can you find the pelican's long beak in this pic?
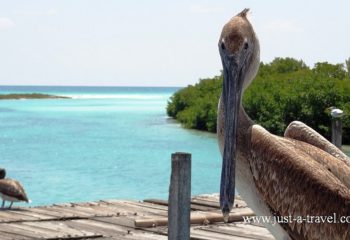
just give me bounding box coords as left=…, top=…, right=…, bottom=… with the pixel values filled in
left=220, top=51, right=244, bottom=221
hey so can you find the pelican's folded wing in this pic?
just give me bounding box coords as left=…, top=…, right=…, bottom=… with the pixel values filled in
left=250, top=125, right=350, bottom=240
left=284, top=121, right=350, bottom=165
left=0, top=179, right=28, bottom=201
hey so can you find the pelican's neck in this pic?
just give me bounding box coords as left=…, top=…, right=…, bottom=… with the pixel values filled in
left=217, top=94, right=254, bottom=155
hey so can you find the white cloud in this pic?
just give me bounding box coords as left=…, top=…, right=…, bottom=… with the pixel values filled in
left=189, top=4, right=224, bottom=14
left=0, top=17, right=15, bottom=30
left=263, top=20, right=302, bottom=33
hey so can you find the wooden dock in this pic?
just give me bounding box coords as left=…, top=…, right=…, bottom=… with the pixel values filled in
left=0, top=194, right=275, bottom=240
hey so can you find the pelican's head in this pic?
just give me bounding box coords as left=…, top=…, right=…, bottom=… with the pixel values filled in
left=0, top=168, right=6, bottom=179
left=219, top=9, right=260, bottom=219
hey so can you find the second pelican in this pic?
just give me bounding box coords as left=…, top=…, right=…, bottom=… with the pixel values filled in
left=0, top=168, right=29, bottom=209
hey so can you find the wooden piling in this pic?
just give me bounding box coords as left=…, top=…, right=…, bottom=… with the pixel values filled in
left=168, top=152, right=191, bottom=240
left=331, top=118, right=342, bottom=149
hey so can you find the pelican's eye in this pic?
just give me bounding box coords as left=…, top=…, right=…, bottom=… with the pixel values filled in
left=221, top=41, right=226, bottom=50
left=244, top=42, right=249, bottom=50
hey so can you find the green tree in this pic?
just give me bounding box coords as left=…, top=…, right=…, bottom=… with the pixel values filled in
left=167, top=75, right=222, bottom=132
left=167, top=57, right=350, bottom=144
left=313, top=62, right=347, bottom=79
left=269, top=57, right=308, bottom=74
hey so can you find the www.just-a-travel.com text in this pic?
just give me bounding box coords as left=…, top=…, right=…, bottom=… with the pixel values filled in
left=243, top=214, right=350, bottom=225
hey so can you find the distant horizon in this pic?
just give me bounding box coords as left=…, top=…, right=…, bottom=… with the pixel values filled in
left=1, top=55, right=349, bottom=89
left=0, top=84, right=184, bottom=88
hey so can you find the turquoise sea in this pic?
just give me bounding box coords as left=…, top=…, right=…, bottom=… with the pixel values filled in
left=0, top=86, right=222, bottom=206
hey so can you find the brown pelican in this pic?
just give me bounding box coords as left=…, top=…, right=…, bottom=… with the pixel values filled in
left=217, top=9, right=350, bottom=240
left=0, top=168, right=29, bottom=209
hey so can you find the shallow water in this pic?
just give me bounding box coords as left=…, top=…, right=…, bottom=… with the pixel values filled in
left=0, top=86, right=222, bottom=206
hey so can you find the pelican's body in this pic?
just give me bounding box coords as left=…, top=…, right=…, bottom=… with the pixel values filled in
left=217, top=9, right=350, bottom=240
left=0, top=169, right=29, bottom=209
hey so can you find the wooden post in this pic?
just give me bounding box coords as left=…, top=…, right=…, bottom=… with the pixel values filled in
left=168, top=152, right=191, bottom=240
left=331, top=118, right=342, bottom=149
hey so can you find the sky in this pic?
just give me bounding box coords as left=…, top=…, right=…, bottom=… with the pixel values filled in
left=0, top=1, right=349, bottom=87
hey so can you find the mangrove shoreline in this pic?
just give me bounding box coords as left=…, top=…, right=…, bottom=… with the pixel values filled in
left=0, top=93, right=70, bottom=100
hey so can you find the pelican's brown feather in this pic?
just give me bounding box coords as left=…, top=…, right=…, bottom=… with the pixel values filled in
left=250, top=125, right=350, bottom=240
left=0, top=179, right=28, bottom=202
left=284, top=121, right=350, bottom=165
left=285, top=138, right=350, bottom=189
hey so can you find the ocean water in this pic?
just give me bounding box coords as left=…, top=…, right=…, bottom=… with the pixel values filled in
left=0, top=86, right=222, bottom=206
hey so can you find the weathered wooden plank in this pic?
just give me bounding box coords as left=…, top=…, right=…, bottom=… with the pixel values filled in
left=145, top=194, right=248, bottom=211
left=192, top=194, right=220, bottom=202
left=196, top=223, right=275, bottom=240
left=233, top=223, right=274, bottom=235
left=54, top=202, right=122, bottom=216
left=64, top=219, right=130, bottom=237
left=0, top=208, right=48, bottom=222
left=66, top=201, right=99, bottom=208
left=47, top=205, right=95, bottom=218
left=0, top=210, right=34, bottom=222
left=93, top=201, right=144, bottom=215
left=248, top=221, right=266, bottom=228
left=191, top=204, right=220, bottom=212
left=4, top=222, right=66, bottom=239
left=143, top=199, right=219, bottom=212
left=21, top=221, right=103, bottom=239
left=52, top=202, right=74, bottom=207
left=4, top=221, right=100, bottom=240
left=191, top=197, right=248, bottom=209
left=190, top=198, right=220, bottom=209
left=121, top=231, right=168, bottom=240
left=85, top=231, right=167, bottom=240
left=0, top=223, right=48, bottom=239
left=70, top=204, right=118, bottom=217
left=64, top=218, right=166, bottom=240
left=27, top=206, right=79, bottom=219
left=53, top=204, right=115, bottom=218
left=93, top=216, right=136, bottom=228
left=75, top=218, right=168, bottom=240
left=143, top=223, right=261, bottom=240
left=112, top=200, right=169, bottom=212
left=69, top=218, right=165, bottom=240
left=116, top=201, right=168, bottom=217
left=143, top=199, right=168, bottom=206
left=36, top=204, right=113, bottom=220
left=73, top=202, right=127, bottom=217
left=135, top=208, right=255, bottom=228
left=193, top=194, right=244, bottom=203
left=136, top=225, right=168, bottom=236
left=4, top=208, right=56, bottom=222
left=190, top=228, right=252, bottom=240
left=98, top=201, right=167, bottom=218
